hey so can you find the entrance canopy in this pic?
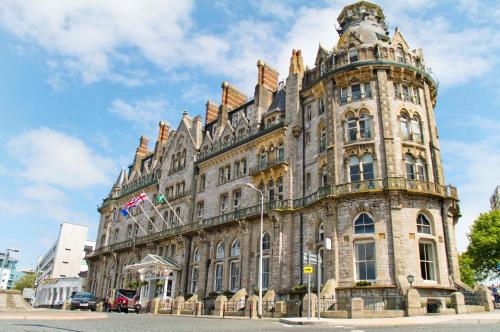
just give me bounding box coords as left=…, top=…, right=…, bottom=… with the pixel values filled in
left=124, top=254, right=181, bottom=280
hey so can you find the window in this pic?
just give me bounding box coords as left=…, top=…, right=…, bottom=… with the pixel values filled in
left=174, top=207, right=181, bottom=226
left=134, top=224, right=139, bottom=236
left=193, top=246, right=201, bottom=262
left=364, top=82, right=372, bottom=98
left=340, top=87, right=348, bottom=103
left=231, top=112, right=239, bottom=128
left=320, top=165, right=328, bottom=187
left=216, top=242, right=225, bottom=259
left=354, top=213, right=375, bottom=234
left=148, top=219, right=155, bottom=232
left=241, top=159, right=247, bottom=175
left=394, top=83, right=401, bottom=99
left=230, top=261, right=240, bottom=291
left=402, top=85, right=410, bottom=101
left=306, top=173, right=311, bottom=190
left=113, top=229, right=119, bottom=242
left=234, top=160, right=241, bottom=178
left=351, top=84, right=361, bottom=101
left=319, top=127, right=327, bottom=152
left=361, top=154, right=374, bottom=180
left=262, top=256, right=270, bottom=289
left=349, top=47, right=358, bottom=63
left=395, top=46, right=405, bottom=63
left=355, top=241, right=376, bottom=281
left=277, top=176, right=284, bottom=200
left=318, top=223, right=325, bottom=242
left=419, top=242, right=436, bottom=281
left=319, top=60, right=326, bottom=76
left=233, top=190, right=241, bottom=211
left=214, top=263, right=223, bottom=292
left=305, top=131, right=311, bottom=145
left=405, top=154, right=416, bottom=180
left=127, top=225, right=133, bottom=238
left=416, top=158, right=426, bottom=181
left=262, top=232, right=271, bottom=251
left=219, top=168, right=225, bottom=184
left=359, top=114, right=371, bottom=138
left=220, top=194, right=228, bottom=213
left=268, top=180, right=275, bottom=201
left=191, top=267, right=199, bottom=293
left=259, top=149, right=267, bottom=168
left=318, top=99, right=325, bottom=114
left=200, top=174, right=206, bottom=191
left=231, top=239, right=240, bottom=257
left=349, top=153, right=374, bottom=183
left=347, top=116, right=357, bottom=142
left=349, top=156, right=360, bottom=182
left=225, top=165, right=231, bottom=181
left=197, top=201, right=204, bottom=219
left=306, top=105, right=312, bottom=122
left=414, top=87, right=421, bottom=104
left=277, top=142, right=285, bottom=161
left=417, top=214, right=432, bottom=234
left=411, top=116, right=422, bottom=142
left=400, top=114, right=410, bottom=139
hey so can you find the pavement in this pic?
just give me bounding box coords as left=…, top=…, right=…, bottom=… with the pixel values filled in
left=280, top=311, right=500, bottom=327
left=0, top=309, right=107, bottom=320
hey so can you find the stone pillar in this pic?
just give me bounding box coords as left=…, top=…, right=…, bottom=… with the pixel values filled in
left=451, top=292, right=465, bottom=314
left=406, top=288, right=422, bottom=317
left=302, top=293, right=317, bottom=318
left=275, top=301, right=286, bottom=317
left=214, top=295, right=227, bottom=317
left=477, top=285, right=494, bottom=312
left=195, top=302, right=202, bottom=317
left=173, top=296, right=184, bottom=315
left=350, top=297, right=364, bottom=319
left=246, top=295, right=258, bottom=319
left=152, top=298, right=161, bottom=314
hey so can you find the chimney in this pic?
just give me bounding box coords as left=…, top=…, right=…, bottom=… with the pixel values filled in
left=154, top=121, right=170, bottom=158
left=219, top=81, right=247, bottom=127
left=257, top=60, right=279, bottom=91
left=205, top=101, right=219, bottom=124
left=133, top=135, right=149, bottom=172
left=289, top=49, right=305, bottom=75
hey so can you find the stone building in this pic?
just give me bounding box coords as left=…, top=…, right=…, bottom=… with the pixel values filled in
left=86, top=1, right=463, bottom=306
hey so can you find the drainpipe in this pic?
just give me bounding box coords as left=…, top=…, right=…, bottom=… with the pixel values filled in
left=183, top=236, right=192, bottom=296
left=300, top=95, right=306, bottom=285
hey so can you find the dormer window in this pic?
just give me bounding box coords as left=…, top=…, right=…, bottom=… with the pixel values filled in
left=349, top=47, right=359, bottom=63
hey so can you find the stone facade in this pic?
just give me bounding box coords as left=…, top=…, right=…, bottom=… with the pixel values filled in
left=86, top=1, right=461, bottom=304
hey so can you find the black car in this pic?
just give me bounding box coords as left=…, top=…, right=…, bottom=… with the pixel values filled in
left=70, top=292, right=97, bottom=311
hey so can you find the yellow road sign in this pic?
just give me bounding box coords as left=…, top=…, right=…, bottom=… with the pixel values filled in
left=303, top=266, right=313, bottom=274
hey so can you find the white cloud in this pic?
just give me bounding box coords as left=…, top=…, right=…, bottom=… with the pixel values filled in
left=108, top=97, right=171, bottom=131
left=6, top=127, right=114, bottom=189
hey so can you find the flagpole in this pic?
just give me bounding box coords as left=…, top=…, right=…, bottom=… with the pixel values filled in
left=137, top=203, right=160, bottom=232
left=142, top=192, right=169, bottom=229
left=157, top=189, right=184, bottom=225
left=126, top=209, right=148, bottom=235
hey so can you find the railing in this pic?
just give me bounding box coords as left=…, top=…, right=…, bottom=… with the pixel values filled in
left=225, top=299, right=245, bottom=312
left=88, top=177, right=457, bottom=257
left=197, top=120, right=285, bottom=162
left=165, top=191, right=190, bottom=202
left=249, top=156, right=287, bottom=175
left=363, top=295, right=405, bottom=311
left=462, top=291, right=483, bottom=306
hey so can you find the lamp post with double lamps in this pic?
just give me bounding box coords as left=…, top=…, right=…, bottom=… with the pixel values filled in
left=245, top=182, right=264, bottom=319
left=1, top=248, right=19, bottom=289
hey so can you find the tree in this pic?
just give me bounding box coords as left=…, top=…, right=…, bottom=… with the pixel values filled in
left=458, top=253, right=475, bottom=287
left=13, top=273, right=35, bottom=291
left=466, top=210, right=500, bottom=279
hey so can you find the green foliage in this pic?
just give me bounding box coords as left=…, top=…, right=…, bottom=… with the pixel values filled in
left=458, top=253, right=475, bottom=287
left=466, top=210, right=500, bottom=279
left=126, top=281, right=140, bottom=289
left=13, top=273, right=35, bottom=291
left=355, top=280, right=372, bottom=287
left=222, top=290, right=234, bottom=298
left=290, top=284, right=307, bottom=294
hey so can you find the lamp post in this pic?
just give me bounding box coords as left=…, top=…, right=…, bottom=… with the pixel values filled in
left=407, top=274, right=414, bottom=289
left=245, top=182, right=264, bottom=319
left=0, top=248, right=19, bottom=289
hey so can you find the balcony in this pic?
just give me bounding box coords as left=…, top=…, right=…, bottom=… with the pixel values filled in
left=164, top=191, right=190, bottom=202
left=249, top=156, right=288, bottom=176
left=87, top=177, right=457, bottom=258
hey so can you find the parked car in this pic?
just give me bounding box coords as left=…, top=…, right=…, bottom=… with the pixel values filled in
left=70, top=292, right=97, bottom=311
left=104, top=289, right=140, bottom=313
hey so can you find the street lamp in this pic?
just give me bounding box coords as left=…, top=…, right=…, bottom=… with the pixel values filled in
left=0, top=248, right=19, bottom=289
left=407, top=274, right=414, bottom=289
left=245, top=182, right=264, bottom=319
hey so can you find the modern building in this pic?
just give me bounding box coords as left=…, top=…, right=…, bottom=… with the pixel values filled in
left=490, top=185, right=499, bottom=210
left=86, top=0, right=463, bottom=308
left=33, top=223, right=95, bottom=308
left=0, top=252, right=19, bottom=290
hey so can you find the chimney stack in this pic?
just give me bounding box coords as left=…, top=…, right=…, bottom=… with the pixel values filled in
left=205, top=101, right=219, bottom=124
left=154, top=121, right=170, bottom=158
left=289, top=49, right=305, bottom=75
left=133, top=135, right=149, bottom=172
left=221, top=81, right=247, bottom=110
left=257, top=60, right=279, bottom=91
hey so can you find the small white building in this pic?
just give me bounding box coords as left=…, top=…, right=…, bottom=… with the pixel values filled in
left=33, top=222, right=95, bottom=308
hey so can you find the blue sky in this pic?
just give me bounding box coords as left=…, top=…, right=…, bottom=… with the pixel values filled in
left=0, top=0, right=499, bottom=270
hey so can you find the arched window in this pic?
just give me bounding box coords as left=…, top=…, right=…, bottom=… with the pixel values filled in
left=259, top=148, right=267, bottom=168
left=319, top=99, right=325, bottom=114
left=416, top=158, right=426, bottom=181
left=216, top=242, right=225, bottom=259
left=405, top=154, right=416, bottom=180
left=361, top=154, right=374, bottom=180
left=277, top=142, right=285, bottom=161
left=349, top=47, right=359, bottom=63
left=347, top=116, right=357, bottom=142
left=231, top=239, right=240, bottom=256
left=417, top=214, right=432, bottom=234
left=349, top=155, right=361, bottom=182
left=396, top=45, right=405, bottom=63
left=193, top=246, right=201, bottom=262
left=359, top=114, right=371, bottom=138
left=411, top=116, right=422, bottom=142
left=181, top=149, right=187, bottom=168
left=268, top=179, right=275, bottom=202
left=318, top=223, right=325, bottom=242
left=400, top=114, right=410, bottom=140
left=354, top=213, right=375, bottom=234
left=319, top=127, right=327, bottom=152
left=262, top=232, right=271, bottom=251
left=319, top=60, right=326, bottom=75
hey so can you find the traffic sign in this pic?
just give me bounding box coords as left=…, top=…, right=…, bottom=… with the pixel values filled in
left=303, top=266, right=313, bottom=274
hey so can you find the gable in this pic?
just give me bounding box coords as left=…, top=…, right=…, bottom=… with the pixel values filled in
left=391, top=27, right=410, bottom=50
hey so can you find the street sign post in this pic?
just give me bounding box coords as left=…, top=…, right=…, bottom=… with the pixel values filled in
left=303, top=266, right=313, bottom=274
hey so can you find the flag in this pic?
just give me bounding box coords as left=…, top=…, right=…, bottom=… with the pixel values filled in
left=156, top=193, right=166, bottom=204
left=125, top=197, right=137, bottom=209
left=121, top=208, right=129, bottom=217
left=136, top=192, right=147, bottom=203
